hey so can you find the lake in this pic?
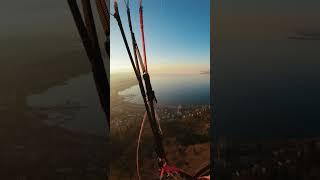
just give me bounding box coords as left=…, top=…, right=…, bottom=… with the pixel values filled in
left=118, top=74, right=210, bottom=106
left=27, top=73, right=209, bottom=135
left=27, top=73, right=107, bottom=136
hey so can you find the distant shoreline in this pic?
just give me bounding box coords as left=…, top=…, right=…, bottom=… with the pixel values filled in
left=113, top=72, right=210, bottom=107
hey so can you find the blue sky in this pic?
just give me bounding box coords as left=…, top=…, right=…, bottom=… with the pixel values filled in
left=110, top=0, right=210, bottom=73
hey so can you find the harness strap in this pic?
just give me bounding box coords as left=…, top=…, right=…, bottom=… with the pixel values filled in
left=95, top=0, right=109, bottom=35
left=135, top=46, right=147, bottom=74
left=114, top=0, right=166, bottom=162
left=95, top=0, right=110, bottom=54
left=113, top=1, right=210, bottom=179
left=68, top=0, right=110, bottom=129
left=139, top=1, right=148, bottom=72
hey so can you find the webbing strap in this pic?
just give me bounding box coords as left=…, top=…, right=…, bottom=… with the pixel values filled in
left=126, top=3, right=142, bottom=76
left=114, top=1, right=210, bottom=180
left=68, top=0, right=110, bottom=129
left=135, top=47, right=147, bottom=73
left=114, top=1, right=166, bottom=161
left=139, top=2, right=148, bottom=72
left=95, top=0, right=109, bottom=35
left=113, top=2, right=139, bottom=76
left=95, top=0, right=110, bottom=54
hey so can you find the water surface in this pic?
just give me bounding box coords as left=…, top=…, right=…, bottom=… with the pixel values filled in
left=27, top=73, right=107, bottom=136
left=118, top=74, right=210, bottom=106
left=27, top=73, right=210, bottom=135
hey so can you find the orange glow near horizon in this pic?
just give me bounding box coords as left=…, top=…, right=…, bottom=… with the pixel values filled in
left=111, top=63, right=209, bottom=75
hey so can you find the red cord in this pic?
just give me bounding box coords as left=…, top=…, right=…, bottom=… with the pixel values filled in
left=136, top=111, right=147, bottom=180
left=159, top=162, right=194, bottom=179
left=139, top=4, right=148, bottom=72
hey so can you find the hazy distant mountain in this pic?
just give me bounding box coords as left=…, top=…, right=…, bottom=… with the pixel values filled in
left=288, top=31, right=320, bottom=40
left=200, top=70, right=210, bottom=75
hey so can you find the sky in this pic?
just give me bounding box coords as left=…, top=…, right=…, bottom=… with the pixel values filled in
left=213, top=0, right=320, bottom=138
left=215, top=0, right=320, bottom=41
left=110, top=0, right=210, bottom=73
